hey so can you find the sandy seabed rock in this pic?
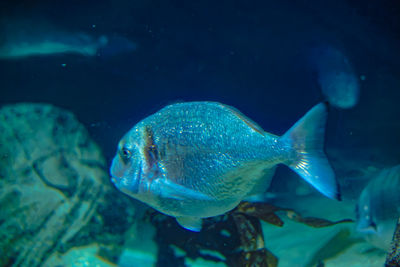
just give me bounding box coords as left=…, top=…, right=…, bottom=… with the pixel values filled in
left=0, top=103, right=110, bottom=267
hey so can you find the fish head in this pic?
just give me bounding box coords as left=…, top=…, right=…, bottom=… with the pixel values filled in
left=355, top=200, right=397, bottom=250
left=110, top=127, right=144, bottom=197
left=355, top=190, right=378, bottom=234
left=355, top=206, right=377, bottom=234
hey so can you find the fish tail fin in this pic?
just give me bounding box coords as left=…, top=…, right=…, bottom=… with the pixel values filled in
left=281, top=102, right=341, bottom=200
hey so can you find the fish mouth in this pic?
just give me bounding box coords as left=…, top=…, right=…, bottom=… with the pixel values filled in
left=110, top=176, right=120, bottom=186
left=356, top=222, right=378, bottom=234
left=109, top=156, right=142, bottom=195
left=110, top=175, right=122, bottom=189
left=110, top=174, right=139, bottom=195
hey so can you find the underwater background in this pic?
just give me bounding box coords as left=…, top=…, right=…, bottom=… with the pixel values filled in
left=0, top=0, right=399, bottom=266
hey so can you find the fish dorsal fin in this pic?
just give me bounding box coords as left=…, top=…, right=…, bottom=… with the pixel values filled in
left=219, top=104, right=265, bottom=135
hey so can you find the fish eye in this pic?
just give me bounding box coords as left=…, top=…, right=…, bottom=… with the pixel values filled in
left=120, top=146, right=132, bottom=159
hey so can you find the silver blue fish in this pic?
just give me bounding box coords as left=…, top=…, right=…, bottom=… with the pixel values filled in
left=356, top=165, right=400, bottom=250
left=110, top=102, right=340, bottom=231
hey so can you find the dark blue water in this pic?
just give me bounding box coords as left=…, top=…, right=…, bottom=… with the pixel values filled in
left=2, top=0, right=398, bottom=161
left=1, top=0, right=399, bottom=266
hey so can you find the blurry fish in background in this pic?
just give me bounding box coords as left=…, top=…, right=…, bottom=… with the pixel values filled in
left=309, top=45, right=361, bottom=109
left=355, top=165, right=400, bottom=250
left=110, top=101, right=340, bottom=231
left=0, top=30, right=108, bottom=59
left=0, top=19, right=136, bottom=59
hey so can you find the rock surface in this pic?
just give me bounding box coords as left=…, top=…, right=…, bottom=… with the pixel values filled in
left=0, top=103, right=110, bottom=267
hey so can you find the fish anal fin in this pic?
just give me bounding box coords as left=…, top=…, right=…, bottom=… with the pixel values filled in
left=176, top=216, right=202, bottom=232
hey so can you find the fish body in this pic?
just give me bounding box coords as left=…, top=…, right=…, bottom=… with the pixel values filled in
left=309, top=45, right=360, bottom=109
left=110, top=102, right=339, bottom=231
left=0, top=19, right=136, bottom=59
left=0, top=31, right=108, bottom=59
left=356, top=165, right=400, bottom=250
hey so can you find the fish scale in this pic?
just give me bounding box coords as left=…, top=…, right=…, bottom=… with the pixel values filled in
left=150, top=103, right=282, bottom=195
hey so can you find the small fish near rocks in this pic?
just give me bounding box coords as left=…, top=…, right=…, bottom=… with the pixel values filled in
left=356, top=165, right=400, bottom=250
left=110, top=101, right=340, bottom=231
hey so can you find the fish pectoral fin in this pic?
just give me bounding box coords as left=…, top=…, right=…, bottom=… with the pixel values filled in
left=176, top=216, right=202, bottom=232
left=156, top=179, right=213, bottom=201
